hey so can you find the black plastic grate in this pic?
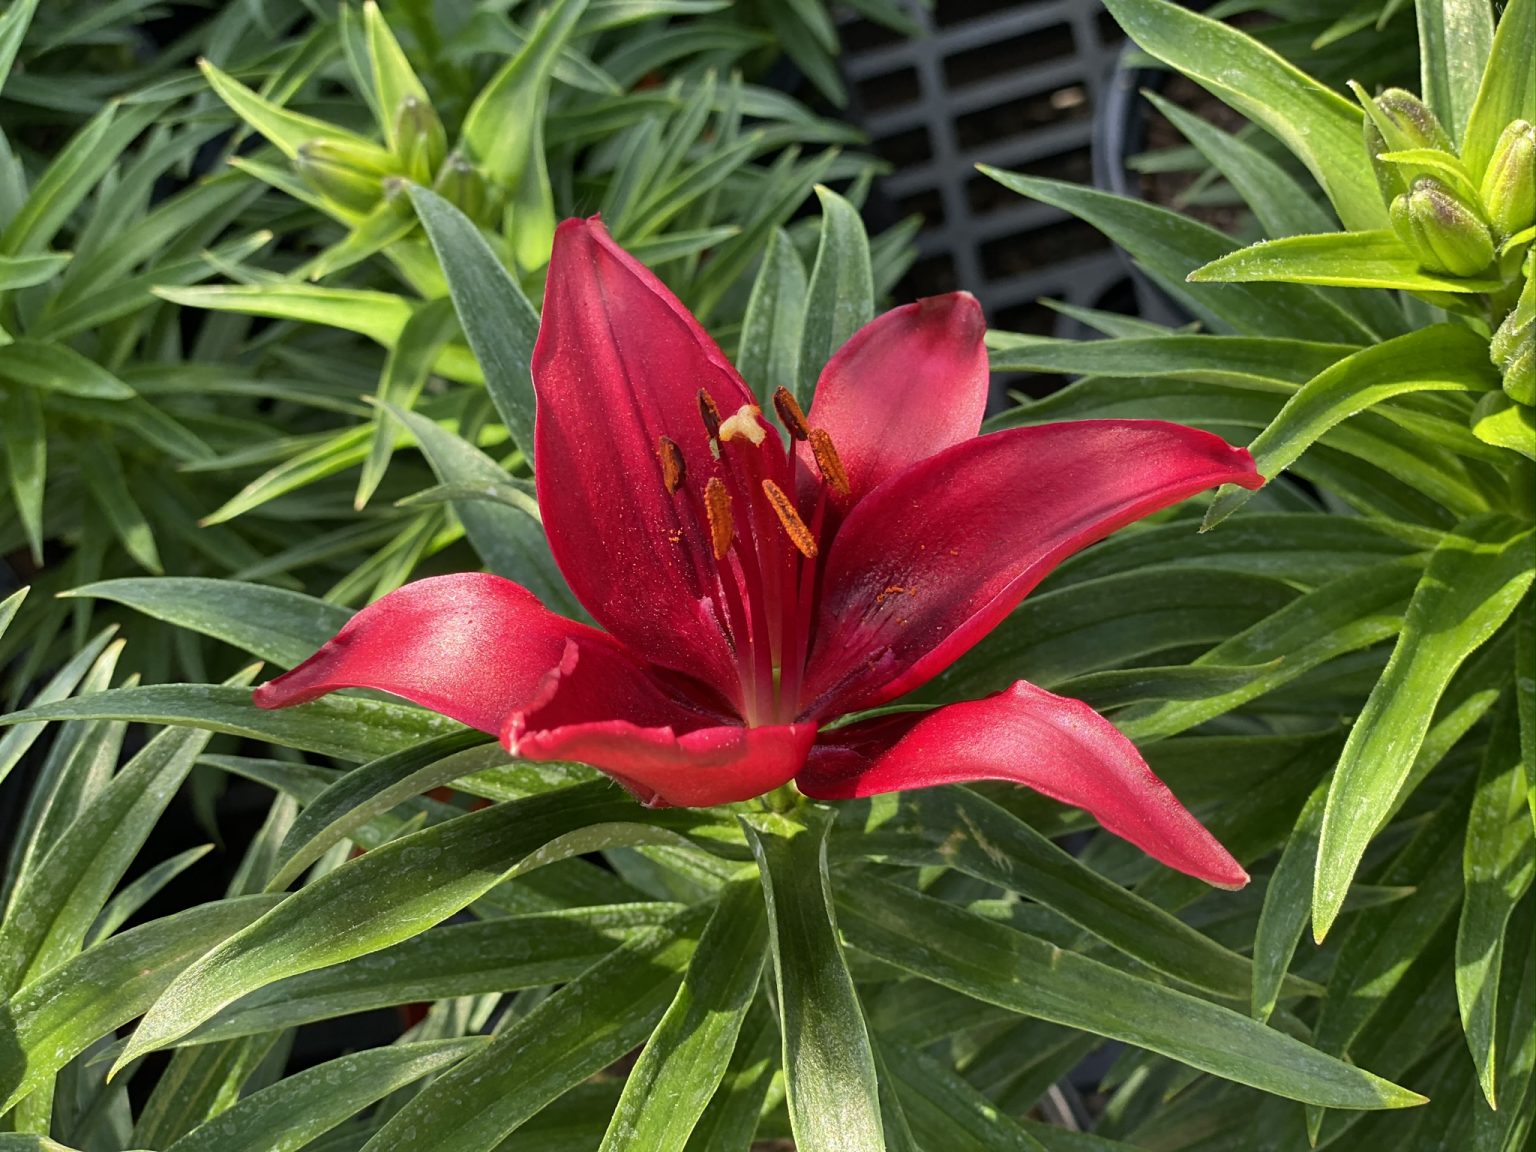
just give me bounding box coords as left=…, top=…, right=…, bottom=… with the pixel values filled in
left=840, top=1, right=1133, bottom=389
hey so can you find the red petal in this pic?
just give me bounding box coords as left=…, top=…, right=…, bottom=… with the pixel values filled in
left=504, top=633, right=813, bottom=805
left=797, top=681, right=1248, bottom=889
left=252, top=573, right=630, bottom=734
left=534, top=217, right=773, bottom=702
left=799, top=421, right=1262, bottom=717
left=512, top=718, right=815, bottom=808
left=804, top=293, right=988, bottom=501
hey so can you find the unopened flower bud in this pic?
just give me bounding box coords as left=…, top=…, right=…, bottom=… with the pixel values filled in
left=1374, top=88, right=1455, bottom=154
left=432, top=151, right=496, bottom=224
left=1479, top=120, right=1535, bottom=239
left=1390, top=177, right=1495, bottom=277
left=1492, top=272, right=1535, bottom=405
left=1364, top=118, right=1412, bottom=205
left=295, top=140, right=384, bottom=214
left=393, top=96, right=447, bottom=184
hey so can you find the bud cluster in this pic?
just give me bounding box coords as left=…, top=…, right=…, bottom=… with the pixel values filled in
left=1492, top=256, right=1534, bottom=409
left=1358, top=87, right=1534, bottom=279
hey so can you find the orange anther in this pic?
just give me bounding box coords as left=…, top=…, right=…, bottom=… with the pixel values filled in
left=697, top=389, right=723, bottom=439
left=808, top=428, right=850, bottom=497
left=657, top=436, right=685, bottom=493
left=704, top=476, right=733, bottom=560
left=761, top=479, right=818, bottom=559
left=772, top=387, right=810, bottom=441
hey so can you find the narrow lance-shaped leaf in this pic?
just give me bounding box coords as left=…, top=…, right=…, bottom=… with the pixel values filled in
left=1461, top=0, right=1535, bottom=179
left=1189, top=231, right=1504, bottom=294
left=598, top=879, right=766, bottom=1151
left=360, top=902, right=712, bottom=1151
left=737, top=227, right=807, bottom=408
left=1203, top=324, right=1500, bottom=528
left=798, top=186, right=874, bottom=405
left=1458, top=694, right=1536, bottom=1108
left=1315, top=515, right=1536, bottom=940
left=357, top=296, right=458, bottom=509
left=840, top=877, right=1425, bottom=1111
left=742, top=808, right=884, bottom=1152
left=1417, top=0, right=1494, bottom=144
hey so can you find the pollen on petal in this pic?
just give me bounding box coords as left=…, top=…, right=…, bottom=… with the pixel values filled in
left=657, top=435, right=686, bottom=492
left=773, top=387, right=811, bottom=441
left=809, top=428, right=851, bottom=497
left=762, top=479, right=818, bottom=559
left=704, top=476, right=734, bottom=560
left=719, top=404, right=767, bottom=446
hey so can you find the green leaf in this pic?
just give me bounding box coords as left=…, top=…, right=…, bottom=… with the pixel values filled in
left=987, top=334, right=1356, bottom=387
left=358, top=297, right=459, bottom=509
left=839, top=787, right=1304, bottom=1001
left=1101, top=0, right=1385, bottom=231
left=0, top=684, right=462, bottom=763
left=1, top=381, right=45, bottom=561
left=361, top=902, right=710, bottom=1151
left=1458, top=694, right=1535, bottom=1107
left=63, top=578, right=351, bottom=669
left=390, top=406, right=575, bottom=616
left=881, top=1041, right=1049, bottom=1152
left=198, top=59, right=392, bottom=166
left=981, top=170, right=1377, bottom=343
left=598, top=880, right=766, bottom=1151
left=743, top=809, right=884, bottom=1152
left=0, top=586, right=25, bottom=644
left=1203, top=325, right=1500, bottom=527
left=266, top=730, right=492, bottom=890
left=0, top=897, right=281, bottom=1114
left=1315, top=515, right=1536, bottom=939
left=681, top=997, right=780, bottom=1152
left=736, top=227, right=807, bottom=406
left=407, top=186, right=540, bottom=455
left=90, top=845, right=214, bottom=944
left=1188, top=230, right=1504, bottom=293
left=111, top=783, right=681, bottom=1071
left=1141, top=90, right=1338, bottom=240
left=0, top=0, right=39, bottom=96
left=0, top=252, right=70, bottom=291
left=798, top=186, right=874, bottom=405
left=840, top=878, right=1425, bottom=1110
left=0, top=628, right=117, bottom=792
left=78, top=439, right=160, bottom=573
left=0, top=340, right=133, bottom=398
left=1470, top=391, right=1536, bottom=459
left=362, top=0, right=430, bottom=146
left=153, top=283, right=411, bottom=350
left=1417, top=0, right=1494, bottom=144
left=175, top=905, right=681, bottom=1046
left=1462, top=0, right=1535, bottom=179
left=163, top=1039, right=485, bottom=1152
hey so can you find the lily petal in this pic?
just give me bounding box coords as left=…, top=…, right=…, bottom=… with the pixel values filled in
left=534, top=216, right=766, bottom=699
left=804, top=293, right=988, bottom=502
left=252, top=573, right=624, bottom=735
left=797, top=681, right=1248, bottom=889
left=799, top=421, right=1261, bottom=717
left=503, top=635, right=812, bottom=805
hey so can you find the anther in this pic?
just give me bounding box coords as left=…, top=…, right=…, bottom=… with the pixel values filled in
left=719, top=404, right=766, bottom=446
left=657, top=436, right=685, bottom=493
left=762, top=479, right=818, bottom=559
left=772, top=387, right=810, bottom=441
left=697, top=390, right=722, bottom=439
left=704, top=477, right=734, bottom=560
left=808, top=428, right=851, bottom=497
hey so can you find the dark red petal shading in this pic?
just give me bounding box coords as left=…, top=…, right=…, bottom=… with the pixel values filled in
left=533, top=217, right=768, bottom=701
left=796, top=681, right=1248, bottom=889
left=803, top=292, right=988, bottom=502
left=252, top=573, right=628, bottom=735
left=799, top=421, right=1262, bottom=717
left=503, top=634, right=813, bottom=805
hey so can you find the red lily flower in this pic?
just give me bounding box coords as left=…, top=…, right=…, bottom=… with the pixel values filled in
left=255, top=217, right=1264, bottom=888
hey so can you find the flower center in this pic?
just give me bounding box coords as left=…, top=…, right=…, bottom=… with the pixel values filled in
left=651, top=386, right=850, bottom=725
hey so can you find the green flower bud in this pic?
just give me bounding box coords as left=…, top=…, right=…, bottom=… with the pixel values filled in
left=1492, top=270, right=1535, bottom=405
left=393, top=96, right=447, bottom=184
left=432, top=151, right=496, bottom=224
left=295, top=140, right=385, bottom=214
left=1373, top=88, right=1455, bottom=154
left=1390, top=177, right=1496, bottom=277
left=1479, top=120, right=1536, bottom=239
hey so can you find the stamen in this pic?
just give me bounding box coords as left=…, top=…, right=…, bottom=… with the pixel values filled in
left=718, top=404, right=766, bottom=446
left=697, top=390, right=723, bottom=439
left=772, top=387, right=810, bottom=441
left=704, top=477, right=734, bottom=560
left=762, top=479, right=818, bottom=559
left=808, top=428, right=850, bottom=497
left=657, top=436, right=685, bottom=493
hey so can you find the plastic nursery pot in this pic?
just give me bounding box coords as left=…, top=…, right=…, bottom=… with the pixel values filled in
left=1090, top=41, right=1200, bottom=329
